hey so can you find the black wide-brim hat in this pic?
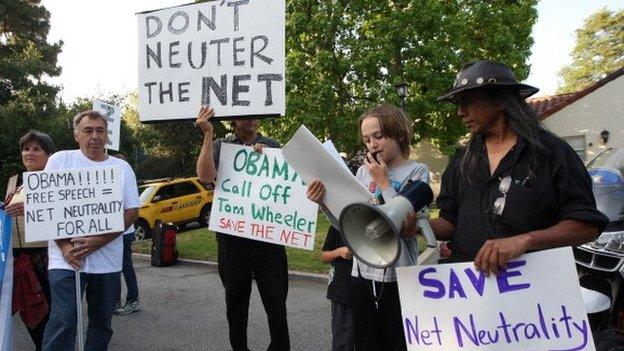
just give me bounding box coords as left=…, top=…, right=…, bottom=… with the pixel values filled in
left=438, top=60, right=539, bottom=103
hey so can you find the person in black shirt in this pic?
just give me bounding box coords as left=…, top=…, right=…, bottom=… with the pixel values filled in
left=321, top=226, right=356, bottom=351
left=408, top=60, right=609, bottom=276
left=195, top=105, right=290, bottom=351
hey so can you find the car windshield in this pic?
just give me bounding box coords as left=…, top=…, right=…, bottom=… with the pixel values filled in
left=139, top=186, right=156, bottom=203
left=587, top=148, right=624, bottom=171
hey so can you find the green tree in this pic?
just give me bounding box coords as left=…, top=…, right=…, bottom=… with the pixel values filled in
left=0, top=0, right=63, bottom=195
left=281, top=0, right=537, bottom=156
left=123, top=93, right=230, bottom=181
left=558, top=8, right=624, bottom=93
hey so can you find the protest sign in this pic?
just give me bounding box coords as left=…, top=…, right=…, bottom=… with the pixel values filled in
left=396, top=247, right=594, bottom=351
left=136, top=0, right=286, bottom=122
left=208, top=144, right=317, bottom=250
left=23, top=166, right=124, bottom=242
left=0, top=209, right=13, bottom=351
left=0, top=210, right=11, bottom=299
left=282, top=125, right=372, bottom=220
left=93, top=100, right=121, bottom=151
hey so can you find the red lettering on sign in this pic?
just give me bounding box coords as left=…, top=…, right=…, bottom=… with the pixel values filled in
left=218, top=218, right=246, bottom=233
left=250, top=223, right=275, bottom=240
left=279, top=229, right=311, bottom=247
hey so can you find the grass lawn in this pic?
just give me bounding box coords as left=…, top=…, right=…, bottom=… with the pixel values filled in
left=134, top=209, right=439, bottom=274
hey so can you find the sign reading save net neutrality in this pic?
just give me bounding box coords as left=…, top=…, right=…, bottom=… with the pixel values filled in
left=137, top=0, right=285, bottom=122
left=23, top=167, right=124, bottom=242
left=209, top=144, right=317, bottom=250
left=396, top=247, right=594, bottom=351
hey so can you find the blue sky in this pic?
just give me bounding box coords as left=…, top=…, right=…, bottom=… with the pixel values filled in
left=41, top=0, right=623, bottom=102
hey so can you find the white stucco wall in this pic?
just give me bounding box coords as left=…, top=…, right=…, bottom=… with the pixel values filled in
left=410, top=140, right=449, bottom=197
left=542, top=74, right=624, bottom=161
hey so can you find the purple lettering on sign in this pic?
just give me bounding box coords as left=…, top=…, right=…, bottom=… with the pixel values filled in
left=464, top=267, right=486, bottom=296
left=496, top=260, right=531, bottom=293
left=403, top=315, right=443, bottom=346
left=453, top=314, right=479, bottom=347
left=447, top=303, right=590, bottom=350
left=418, top=267, right=445, bottom=299
left=448, top=269, right=467, bottom=299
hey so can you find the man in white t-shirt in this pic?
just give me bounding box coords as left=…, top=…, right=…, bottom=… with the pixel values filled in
left=42, top=110, right=140, bottom=351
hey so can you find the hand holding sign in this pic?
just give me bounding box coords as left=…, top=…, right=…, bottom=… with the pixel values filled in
left=252, top=143, right=268, bottom=153
left=57, top=240, right=83, bottom=270
left=70, top=236, right=107, bottom=260
left=4, top=202, right=24, bottom=217
left=305, top=180, right=325, bottom=206
left=194, top=105, right=215, bottom=134
left=474, top=234, right=532, bottom=276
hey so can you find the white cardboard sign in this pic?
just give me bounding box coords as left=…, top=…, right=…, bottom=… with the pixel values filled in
left=208, top=143, right=317, bottom=250
left=282, top=125, right=372, bottom=220
left=93, top=100, right=121, bottom=151
left=396, top=247, right=595, bottom=351
left=136, top=0, right=285, bottom=122
left=23, top=167, right=124, bottom=242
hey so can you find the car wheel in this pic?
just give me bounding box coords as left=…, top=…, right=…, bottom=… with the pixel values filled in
left=134, top=220, right=150, bottom=241
left=199, top=204, right=212, bottom=227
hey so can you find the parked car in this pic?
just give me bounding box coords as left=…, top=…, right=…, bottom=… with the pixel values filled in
left=586, top=147, right=624, bottom=222
left=574, top=147, right=624, bottom=340
left=134, top=177, right=214, bottom=241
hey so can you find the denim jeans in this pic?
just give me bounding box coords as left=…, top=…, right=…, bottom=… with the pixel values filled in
left=117, top=232, right=139, bottom=303
left=42, top=269, right=120, bottom=351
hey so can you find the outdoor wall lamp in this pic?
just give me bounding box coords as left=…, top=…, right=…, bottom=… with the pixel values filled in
left=394, top=82, right=408, bottom=112
left=600, top=130, right=610, bottom=144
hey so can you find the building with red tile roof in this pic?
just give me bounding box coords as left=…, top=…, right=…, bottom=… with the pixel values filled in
left=527, top=67, right=624, bottom=161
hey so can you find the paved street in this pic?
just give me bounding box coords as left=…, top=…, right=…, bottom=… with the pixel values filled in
left=13, top=258, right=332, bottom=351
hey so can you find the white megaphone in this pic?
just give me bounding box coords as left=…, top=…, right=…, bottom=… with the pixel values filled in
left=339, top=180, right=437, bottom=268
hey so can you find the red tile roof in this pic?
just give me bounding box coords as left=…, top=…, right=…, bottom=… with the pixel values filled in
left=528, top=67, right=624, bottom=120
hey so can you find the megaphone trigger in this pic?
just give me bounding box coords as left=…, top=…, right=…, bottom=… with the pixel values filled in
left=414, top=207, right=437, bottom=248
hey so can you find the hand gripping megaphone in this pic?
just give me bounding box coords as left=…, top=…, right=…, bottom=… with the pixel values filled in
left=338, top=180, right=436, bottom=268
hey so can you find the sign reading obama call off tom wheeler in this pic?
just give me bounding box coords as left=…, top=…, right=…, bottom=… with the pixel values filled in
left=137, top=0, right=285, bottom=122
left=23, top=167, right=125, bottom=242
left=209, top=144, right=318, bottom=250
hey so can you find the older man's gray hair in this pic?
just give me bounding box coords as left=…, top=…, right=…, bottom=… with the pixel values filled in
left=72, top=110, right=108, bottom=130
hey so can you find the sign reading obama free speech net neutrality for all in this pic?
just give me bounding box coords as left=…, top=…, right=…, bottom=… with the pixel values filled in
left=209, top=143, right=318, bottom=250
left=23, top=166, right=124, bottom=242
left=137, top=0, right=285, bottom=122
left=396, top=247, right=594, bottom=351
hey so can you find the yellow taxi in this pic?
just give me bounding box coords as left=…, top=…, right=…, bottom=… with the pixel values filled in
left=134, top=177, right=214, bottom=240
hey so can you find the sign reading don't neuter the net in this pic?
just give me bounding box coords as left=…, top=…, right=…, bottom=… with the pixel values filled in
left=23, top=166, right=124, bottom=242
left=137, top=0, right=285, bottom=122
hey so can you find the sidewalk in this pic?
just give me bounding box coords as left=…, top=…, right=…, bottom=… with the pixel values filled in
left=133, top=252, right=329, bottom=282
left=13, top=258, right=332, bottom=351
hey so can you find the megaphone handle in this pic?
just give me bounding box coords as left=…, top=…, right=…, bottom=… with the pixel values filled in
left=417, top=217, right=437, bottom=248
